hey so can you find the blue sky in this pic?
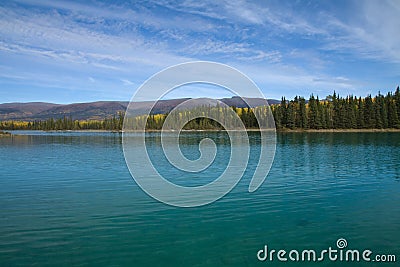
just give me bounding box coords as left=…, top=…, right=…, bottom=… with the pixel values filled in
left=0, top=0, right=399, bottom=103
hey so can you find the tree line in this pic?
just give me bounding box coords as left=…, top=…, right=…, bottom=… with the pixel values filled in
left=0, top=113, right=124, bottom=131
left=127, top=105, right=268, bottom=130
left=1, top=87, right=399, bottom=131
left=272, top=86, right=400, bottom=129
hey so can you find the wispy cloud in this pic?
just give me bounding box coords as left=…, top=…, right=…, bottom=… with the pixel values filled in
left=309, top=1, right=400, bottom=63
left=121, top=79, right=135, bottom=86
left=0, top=0, right=399, bottom=103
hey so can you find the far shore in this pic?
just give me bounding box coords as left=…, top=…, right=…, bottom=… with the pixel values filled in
left=277, top=128, right=400, bottom=133
left=0, top=130, right=12, bottom=137
left=4, top=128, right=400, bottom=134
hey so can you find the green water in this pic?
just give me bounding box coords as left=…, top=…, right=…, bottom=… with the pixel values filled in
left=0, top=131, right=399, bottom=266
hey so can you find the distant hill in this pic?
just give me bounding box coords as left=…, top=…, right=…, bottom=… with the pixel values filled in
left=0, top=102, right=61, bottom=120
left=0, top=97, right=279, bottom=121
left=33, top=101, right=129, bottom=121
left=220, top=96, right=280, bottom=107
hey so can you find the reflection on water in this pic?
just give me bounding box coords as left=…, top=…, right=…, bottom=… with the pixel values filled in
left=0, top=131, right=399, bottom=266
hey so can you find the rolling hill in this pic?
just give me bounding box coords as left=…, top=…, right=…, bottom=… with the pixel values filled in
left=0, top=97, right=279, bottom=121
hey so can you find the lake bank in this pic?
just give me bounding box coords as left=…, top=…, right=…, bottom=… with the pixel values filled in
left=0, top=130, right=11, bottom=137
left=277, top=128, right=400, bottom=133
left=4, top=128, right=400, bottom=135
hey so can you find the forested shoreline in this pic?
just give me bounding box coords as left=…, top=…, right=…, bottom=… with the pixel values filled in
left=1, top=87, right=400, bottom=131
left=0, top=114, right=124, bottom=131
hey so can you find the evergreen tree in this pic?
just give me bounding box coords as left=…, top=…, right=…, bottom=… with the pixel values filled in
left=299, top=97, right=308, bottom=128
left=364, top=95, right=375, bottom=128
left=286, top=101, right=295, bottom=129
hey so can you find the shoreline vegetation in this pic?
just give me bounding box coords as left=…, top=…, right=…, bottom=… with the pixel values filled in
left=1, top=87, right=400, bottom=132
left=3, top=129, right=400, bottom=136
left=0, top=130, right=11, bottom=136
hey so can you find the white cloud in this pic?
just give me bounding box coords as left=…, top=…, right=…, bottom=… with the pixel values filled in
left=0, top=3, right=194, bottom=67
left=315, top=1, right=400, bottom=63
left=121, top=79, right=135, bottom=86
left=1, top=0, right=399, bottom=102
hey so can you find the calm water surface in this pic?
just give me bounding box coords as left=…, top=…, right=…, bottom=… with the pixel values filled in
left=1, top=131, right=399, bottom=266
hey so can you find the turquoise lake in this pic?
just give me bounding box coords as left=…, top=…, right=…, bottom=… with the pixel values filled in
left=1, top=131, right=399, bottom=266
